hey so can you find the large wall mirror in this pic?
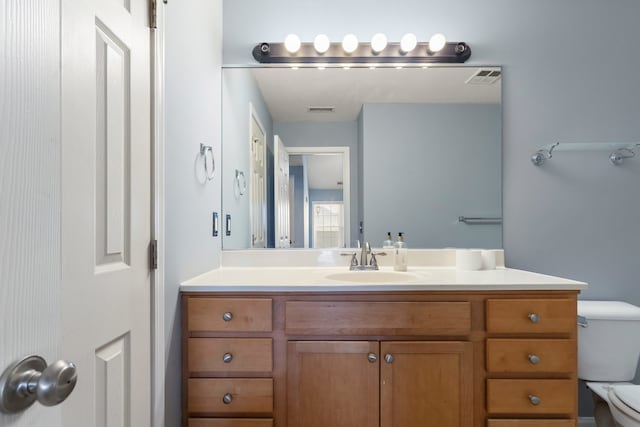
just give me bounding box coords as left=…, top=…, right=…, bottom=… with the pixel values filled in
left=222, top=66, right=502, bottom=250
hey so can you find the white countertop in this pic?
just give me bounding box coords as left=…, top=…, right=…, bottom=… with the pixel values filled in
left=180, top=266, right=588, bottom=293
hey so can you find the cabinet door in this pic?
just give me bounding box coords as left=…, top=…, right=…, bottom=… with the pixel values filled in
left=287, top=341, right=380, bottom=427
left=380, top=341, right=473, bottom=427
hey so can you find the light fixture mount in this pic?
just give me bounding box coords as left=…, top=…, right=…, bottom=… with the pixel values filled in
left=252, top=41, right=471, bottom=64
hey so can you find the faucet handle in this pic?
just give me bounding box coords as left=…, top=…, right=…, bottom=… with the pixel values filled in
left=370, top=251, right=386, bottom=269
left=340, top=252, right=358, bottom=267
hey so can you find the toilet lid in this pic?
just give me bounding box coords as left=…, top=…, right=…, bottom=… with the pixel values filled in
left=612, top=385, right=640, bottom=413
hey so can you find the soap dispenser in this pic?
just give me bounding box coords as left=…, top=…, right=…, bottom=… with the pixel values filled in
left=393, top=232, right=408, bottom=272
left=383, top=232, right=394, bottom=249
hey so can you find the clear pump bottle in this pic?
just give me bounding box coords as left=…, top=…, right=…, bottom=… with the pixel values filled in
left=383, top=232, right=394, bottom=249
left=393, top=232, right=408, bottom=271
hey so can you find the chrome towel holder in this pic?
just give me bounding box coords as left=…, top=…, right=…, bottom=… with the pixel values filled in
left=531, top=142, right=639, bottom=166
left=458, top=216, right=502, bottom=225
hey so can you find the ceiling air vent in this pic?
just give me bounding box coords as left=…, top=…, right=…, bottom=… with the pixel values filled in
left=308, top=106, right=335, bottom=113
left=465, top=69, right=501, bottom=85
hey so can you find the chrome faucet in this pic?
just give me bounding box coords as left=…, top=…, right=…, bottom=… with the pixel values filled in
left=341, top=241, right=386, bottom=271
left=360, top=241, right=371, bottom=267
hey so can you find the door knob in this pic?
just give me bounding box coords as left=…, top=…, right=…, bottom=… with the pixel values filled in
left=367, top=353, right=377, bottom=363
left=384, top=354, right=394, bottom=363
left=0, top=355, right=78, bottom=414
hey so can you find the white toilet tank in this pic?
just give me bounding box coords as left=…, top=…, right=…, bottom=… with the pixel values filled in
left=578, top=300, right=640, bottom=381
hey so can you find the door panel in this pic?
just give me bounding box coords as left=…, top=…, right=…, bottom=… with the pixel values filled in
left=61, top=0, right=151, bottom=426
left=287, top=341, right=379, bottom=427
left=274, top=135, right=290, bottom=248
left=250, top=113, right=266, bottom=248
left=380, top=341, right=473, bottom=427
left=0, top=0, right=62, bottom=425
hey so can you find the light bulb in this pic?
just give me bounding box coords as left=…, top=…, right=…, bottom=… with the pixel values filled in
left=400, top=33, right=417, bottom=54
left=342, top=34, right=359, bottom=54
left=370, top=33, right=387, bottom=53
left=314, top=34, right=330, bottom=54
left=429, top=33, right=447, bottom=52
left=284, top=34, right=301, bottom=54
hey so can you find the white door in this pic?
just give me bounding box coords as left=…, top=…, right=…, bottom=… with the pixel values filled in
left=1, top=1, right=64, bottom=425
left=61, top=0, right=151, bottom=426
left=249, top=112, right=266, bottom=248
left=274, top=135, right=291, bottom=248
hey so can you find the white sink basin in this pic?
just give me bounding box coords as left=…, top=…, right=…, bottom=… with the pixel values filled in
left=325, top=270, right=418, bottom=284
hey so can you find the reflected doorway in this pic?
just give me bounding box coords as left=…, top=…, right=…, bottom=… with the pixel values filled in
left=276, top=143, right=350, bottom=249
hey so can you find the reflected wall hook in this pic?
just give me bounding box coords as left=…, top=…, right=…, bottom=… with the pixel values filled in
left=200, top=143, right=215, bottom=181
left=235, top=169, right=247, bottom=196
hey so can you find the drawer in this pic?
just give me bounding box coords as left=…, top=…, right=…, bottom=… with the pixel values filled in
left=188, top=338, right=272, bottom=373
left=188, top=378, right=273, bottom=416
left=486, top=339, right=576, bottom=374
left=487, top=420, right=576, bottom=427
left=487, top=379, right=576, bottom=416
left=188, top=419, right=274, bottom=427
left=187, top=298, right=272, bottom=332
left=285, top=301, right=471, bottom=335
left=486, top=299, right=576, bottom=334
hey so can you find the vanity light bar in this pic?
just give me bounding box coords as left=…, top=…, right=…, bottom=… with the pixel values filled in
left=252, top=41, right=471, bottom=64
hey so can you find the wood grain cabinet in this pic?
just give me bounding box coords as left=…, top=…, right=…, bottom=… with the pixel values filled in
left=286, top=340, right=473, bottom=427
left=182, top=291, right=578, bottom=427
left=486, top=298, right=578, bottom=426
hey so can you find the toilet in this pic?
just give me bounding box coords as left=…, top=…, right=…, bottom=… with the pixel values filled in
left=578, top=300, right=640, bottom=427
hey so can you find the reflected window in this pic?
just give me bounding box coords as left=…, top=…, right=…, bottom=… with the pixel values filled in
left=312, top=203, right=344, bottom=248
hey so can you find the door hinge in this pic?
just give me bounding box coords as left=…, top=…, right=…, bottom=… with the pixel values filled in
left=150, top=0, right=157, bottom=29
left=150, top=239, right=158, bottom=270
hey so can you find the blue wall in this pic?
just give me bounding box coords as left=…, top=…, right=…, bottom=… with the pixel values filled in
left=222, top=68, right=274, bottom=248
left=290, top=165, right=305, bottom=247
left=223, top=0, right=640, bottom=417
left=360, top=103, right=501, bottom=248
left=165, top=2, right=222, bottom=427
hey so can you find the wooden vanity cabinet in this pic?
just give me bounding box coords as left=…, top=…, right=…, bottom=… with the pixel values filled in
left=182, top=291, right=578, bottom=427
left=486, top=298, right=578, bottom=427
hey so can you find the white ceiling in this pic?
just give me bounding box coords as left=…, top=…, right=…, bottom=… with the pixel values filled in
left=252, top=66, right=501, bottom=122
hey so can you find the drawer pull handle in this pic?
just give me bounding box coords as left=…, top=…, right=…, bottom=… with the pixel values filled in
left=367, top=353, right=377, bottom=363
left=222, top=312, right=233, bottom=322
left=384, top=354, right=394, bottom=364
left=222, top=393, right=233, bottom=404
left=528, top=354, right=540, bottom=365
left=528, top=313, right=540, bottom=323
left=223, top=353, right=233, bottom=363
left=528, top=394, right=541, bottom=406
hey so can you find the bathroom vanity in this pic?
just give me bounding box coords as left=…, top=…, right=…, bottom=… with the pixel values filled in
left=180, top=250, right=586, bottom=427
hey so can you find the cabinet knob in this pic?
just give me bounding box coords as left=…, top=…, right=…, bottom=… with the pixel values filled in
left=367, top=353, right=377, bottom=363
left=222, top=312, right=233, bottom=322
left=384, top=354, right=394, bottom=364
left=528, top=394, right=541, bottom=406
left=222, top=393, right=233, bottom=404
left=528, top=313, right=540, bottom=324
left=528, top=354, right=540, bottom=365
left=223, top=353, right=233, bottom=363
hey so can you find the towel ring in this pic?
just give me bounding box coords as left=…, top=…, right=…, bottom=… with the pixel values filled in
left=235, top=169, right=247, bottom=196
left=200, top=143, right=215, bottom=181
